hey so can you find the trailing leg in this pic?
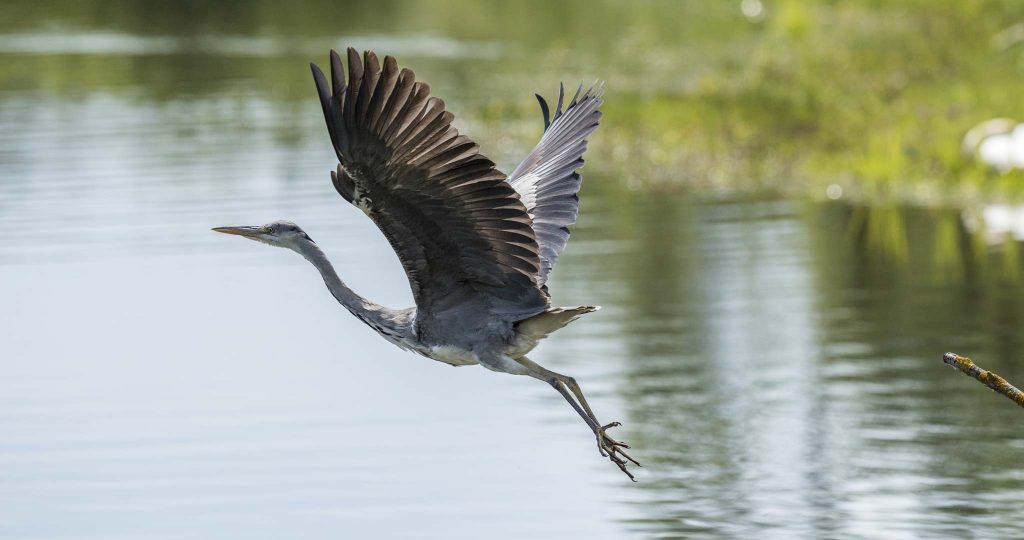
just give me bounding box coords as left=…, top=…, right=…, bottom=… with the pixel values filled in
left=515, top=356, right=639, bottom=480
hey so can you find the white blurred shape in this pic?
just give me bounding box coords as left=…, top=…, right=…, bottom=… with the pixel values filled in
left=962, top=203, right=1024, bottom=244
left=741, top=0, right=764, bottom=19
left=963, top=119, right=1024, bottom=172
left=826, top=184, right=843, bottom=200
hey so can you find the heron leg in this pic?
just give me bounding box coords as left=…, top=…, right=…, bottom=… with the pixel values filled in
left=515, top=356, right=612, bottom=430
left=515, top=356, right=639, bottom=480
left=547, top=377, right=602, bottom=433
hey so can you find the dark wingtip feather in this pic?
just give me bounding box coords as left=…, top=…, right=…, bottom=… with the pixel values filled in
left=535, top=94, right=551, bottom=130
left=310, top=63, right=331, bottom=104
left=366, top=55, right=400, bottom=133
left=329, top=49, right=345, bottom=98
left=555, top=82, right=565, bottom=117
left=355, top=50, right=380, bottom=124
left=363, top=49, right=380, bottom=72
left=346, top=47, right=362, bottom=85
left=344, top=48, right=363, bottom=123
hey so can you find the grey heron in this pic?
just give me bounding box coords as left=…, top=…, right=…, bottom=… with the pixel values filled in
left=214, top=49, right=638, bottom=479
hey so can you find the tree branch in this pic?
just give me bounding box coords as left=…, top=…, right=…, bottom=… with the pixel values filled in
left=943, top=352, right=1024, bottom=409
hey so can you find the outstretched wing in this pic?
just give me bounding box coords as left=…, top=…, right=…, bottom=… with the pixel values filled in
left=508, top=83, right=603, bottom=285
left=310, top=49, right=548, bottom=339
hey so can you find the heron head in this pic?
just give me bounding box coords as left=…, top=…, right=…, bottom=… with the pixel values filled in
left=212, top=220, right=314, bottom=249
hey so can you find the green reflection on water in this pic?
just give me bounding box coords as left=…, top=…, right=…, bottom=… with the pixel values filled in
left=560, top=191, right=1024, bottom=536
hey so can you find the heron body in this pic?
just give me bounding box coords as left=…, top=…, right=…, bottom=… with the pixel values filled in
left=215, top=49, right=637, bottom=479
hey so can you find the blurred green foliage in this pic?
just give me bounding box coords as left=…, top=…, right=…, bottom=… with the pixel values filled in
left=2, top=0, right=1024, bottom=205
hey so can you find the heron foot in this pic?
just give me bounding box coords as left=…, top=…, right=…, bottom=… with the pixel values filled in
left=596, top=421, right=640, bottom=481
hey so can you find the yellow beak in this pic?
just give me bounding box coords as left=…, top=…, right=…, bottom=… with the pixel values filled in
left=212, top=226, right=262, bottom=238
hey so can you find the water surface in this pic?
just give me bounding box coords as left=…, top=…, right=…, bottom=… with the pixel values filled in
left=4, top=4, right=1024, bottom=539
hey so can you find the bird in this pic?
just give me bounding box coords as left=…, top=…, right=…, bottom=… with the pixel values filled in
left=214, top=48, right=638, bottom=479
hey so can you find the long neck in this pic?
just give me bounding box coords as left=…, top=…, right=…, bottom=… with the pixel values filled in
left=295, top=241, right=412, bottom=342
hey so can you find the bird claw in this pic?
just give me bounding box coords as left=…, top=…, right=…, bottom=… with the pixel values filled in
left=596, top=421, right=640, bottom=481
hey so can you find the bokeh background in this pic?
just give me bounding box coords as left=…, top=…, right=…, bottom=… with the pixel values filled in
left=4, top=1, right=1024, bottom=538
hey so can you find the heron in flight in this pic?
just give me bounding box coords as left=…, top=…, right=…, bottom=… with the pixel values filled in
left=214, top=49, right=638, bottom=479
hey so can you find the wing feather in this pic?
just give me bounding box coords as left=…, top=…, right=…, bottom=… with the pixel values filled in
left=311, top=49, right=549, bottom=340
left=508, top=82, right=603, bottom=285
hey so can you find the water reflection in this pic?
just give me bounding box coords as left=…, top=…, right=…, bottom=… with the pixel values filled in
left=556, top=196, right=1024, bottom=537
left=0, top=30, right=506, bottom=61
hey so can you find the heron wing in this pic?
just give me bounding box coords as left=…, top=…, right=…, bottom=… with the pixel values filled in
left=310, top=49, right=548, bottom=339
left=508, top=83, right=602, bottom=285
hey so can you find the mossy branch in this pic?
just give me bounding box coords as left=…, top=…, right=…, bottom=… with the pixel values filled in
left=943, top=352, right=1024, bottom=409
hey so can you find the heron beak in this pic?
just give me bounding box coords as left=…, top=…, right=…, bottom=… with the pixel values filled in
left=212, top=226, right=262, bottom=238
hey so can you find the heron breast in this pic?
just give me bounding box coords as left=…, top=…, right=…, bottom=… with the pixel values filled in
left=427, top=345, right=480, bottom=366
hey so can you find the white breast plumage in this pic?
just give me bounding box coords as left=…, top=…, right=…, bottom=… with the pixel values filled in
left=428, top=345, right=480, bottom=366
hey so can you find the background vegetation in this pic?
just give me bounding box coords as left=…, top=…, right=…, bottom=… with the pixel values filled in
left=4, top=0, right=1024, bottom=204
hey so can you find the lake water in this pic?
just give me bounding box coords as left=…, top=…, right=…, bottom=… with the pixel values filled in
left=4, top=4, right=1024, bottom=539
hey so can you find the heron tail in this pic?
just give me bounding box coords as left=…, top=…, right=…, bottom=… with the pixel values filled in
left=515, top=306, right=600, bottom=340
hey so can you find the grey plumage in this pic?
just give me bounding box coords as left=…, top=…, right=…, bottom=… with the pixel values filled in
left=509, top=82, right=603, bottom=285
left=215, top=49, right=637, bottom=480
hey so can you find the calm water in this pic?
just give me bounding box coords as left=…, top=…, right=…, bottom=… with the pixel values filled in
left=4, top=4, right=1024, bottom=539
